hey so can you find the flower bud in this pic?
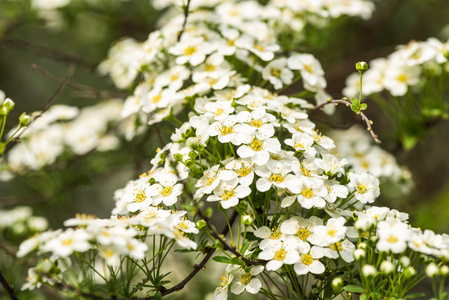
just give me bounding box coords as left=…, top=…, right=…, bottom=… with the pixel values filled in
left=399, top=257, right=410, bottom=268
left=0, top=106, right=8, bottom=116
left=426, top=263, right=439, bottom=278
left=148, top=178, right=156, bottom=185
left=354, top=249, right=366, bottom=260
left=204, top=207, right=213, bottom=219
left=188, top=151, right=197, bottom=160
left=331, top=277, right=344, bottom=293
left=241, top=215, right=254, bottom=226
left=357, top=242, right=367, bottom=250
left=362, top=264, right=377, bottom=277
left=236, top=201, right=248, bottom=211
left=404, top=266, right=416, bottom=279
left=380, top=261, right=395, bottom=274
left=196, top=220, right=207, bottom=230
left=19, top=113, right=32, bottom=127
left=173, top=153, right=183, bottom=162
left=356, top=61, right=368, bottom=74
left=2, top=98, right=15, bottom=111
left=440, top=265, right=449, bottom=277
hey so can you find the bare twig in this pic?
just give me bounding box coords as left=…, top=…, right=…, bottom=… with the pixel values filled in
left=0, top=269, right=19, bottom=300
left=311, top=99, right=381, bottom=144
left=197, top=209, right=265, bottom=266
left=0, top=38, right=97, bottom=72
left=32, top=64, right=128, bottom=99
left=177, top=0, right=192, bottom=42
left=3, top=65, right=76, bottom=155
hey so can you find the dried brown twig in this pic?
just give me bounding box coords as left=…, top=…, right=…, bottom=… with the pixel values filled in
left=177, top=0, right=192, bottom=42
left=0, top=270, right=19, bottom=300
left=311, top=98, right=381, bottom=144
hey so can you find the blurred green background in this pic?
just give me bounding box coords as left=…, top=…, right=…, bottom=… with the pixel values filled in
left=1, top=0, right=449, bottom=298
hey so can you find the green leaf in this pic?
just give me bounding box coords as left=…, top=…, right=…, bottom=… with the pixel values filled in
left=360, top=103, right=368, bottom=111
left=343, top=285, right=365, bottom=293
left=401, top=135, right=418, bottom=150
left=360, top=294, right=369, bottom=300
left=230, top=257, right=244, bottom=265
left=404, top=293, right=426, bottom=299
left=350, top=97, right=360, bottom=105
left=240, top=242, right=251, bottom=254
left=212, top=256, right=231, bottom=264
left=441, top=292, right=448, bottom=300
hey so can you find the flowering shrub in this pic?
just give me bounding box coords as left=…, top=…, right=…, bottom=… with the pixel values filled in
left=1, top=0, right=449, bottom=300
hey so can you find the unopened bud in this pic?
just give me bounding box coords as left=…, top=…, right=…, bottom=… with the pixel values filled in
left=399, top=257, right=410, bottom=268
left=404, top=266, right=416, bottom=279
left=441, top=265, right=449, bottom=276
left=380, top=261, right=395, bottom=274
left=204, top=207, right=213, bottom=219
left=188, top=151, right=197, bottom=160
left=19, top=113, right=32, bottom=127
left=331, top=277, right=344, bottom=292
left=173, top=153, right=183, bottom=162
left=426, top=263, right=439, bottom=278
left=356, top=61, right=368, bottom=74
left=362, top=264, right=377, bottom=277
left=196, top=220, right=207, bottom=230
left=354, top=249, right=366, bottom=260
left=2, top=98, right=15, bottom=111
left=241, top=215, right=254, bottom=226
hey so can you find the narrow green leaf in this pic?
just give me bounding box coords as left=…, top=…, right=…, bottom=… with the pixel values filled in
left=212, top=256, right=231, bottom=264
left=404, top=293, right=426, bottom=299
left=343, top=285, right=365, bottom=293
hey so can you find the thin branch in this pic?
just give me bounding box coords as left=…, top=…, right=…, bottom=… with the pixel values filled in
left=3, top=65, right=76, bottom=155
left=198, top=209, right=266, bottom=266
left=311, top=99, right=381, bottom=144
left=32, top=64, right=128, bottom=99
left=177, top=0, right=192, bottom=42
left=0, top=38, right=97, bottom=72
left=0, top=269, right=19, bottom=300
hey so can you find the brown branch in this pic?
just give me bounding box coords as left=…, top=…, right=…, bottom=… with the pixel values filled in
left=32, top=64, right=128, bottom=99
left=3, top=65, right=76, bottom=155
left=197, top=209, right=266, bottom=266
left=0, top=269, right=19, bottom=300
left=0, top=38, right=97, bottom=72
left=311, top=99, right=381, bottom=144
left=177, top=0, right=192, bottom=42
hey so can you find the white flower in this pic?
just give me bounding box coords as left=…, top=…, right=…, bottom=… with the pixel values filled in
left=207, top=178, right=251, bottom=209
left=348, top=172, right=380, bottom=204
left=314, top=154, right=347, bottom=175
left=195, top=165, right=237, bottom=199
left=235, top=35, right=280, bottom=61
left=313, top=217, right=347, bottom=246
left=225, top=159, right=255, bottom=186
left=280, top=216, right=324, bottom=245
left=237, top=135, right=281, bottom=166
left=285, top=177, right=327, bottom=209
left=287, top=53, right=326, bottom=92
left=362, top=264, right=377, bottom=277
left=41, top=228, right=91, bottom=258
left=284, top=132, right=316, bottom=159
left=376, top=219, right=411, bottom=253
left=208, top=115, right=241, bottom=145
left=322, top=239, right=355, bottom=263
left=147, top=172, right=183, bottom=206
left=230, top=266, right=264, bottom=295
left=294, top=245, right=325, bottom=275
left=262, top=58, right=294, bottom=89
left=169, top=36, right=214, bottom=66
left=213, top=273, right=234, bottom=300
left=258, top=237, right=300, bottom=271
left=255, top=160, right=294, bottom=192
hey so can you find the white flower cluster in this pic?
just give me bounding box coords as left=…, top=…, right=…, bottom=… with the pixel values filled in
left=344, top=38, right=449, bottom=97
left=355, top=206, right=449, bottom=258
left=0, top=206, right=48, bottom=234
left=329, top=126, right=413, bottom=189
left=98, top=0, right=377, bottom=129
left=18, top=205, right=198, bottom=275
left=5, top=101, right=122, bottom=172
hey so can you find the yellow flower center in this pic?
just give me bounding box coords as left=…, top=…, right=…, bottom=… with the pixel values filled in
left=271, top=68, right=281, bottom=77
left=222, top=190, right=235, bottom=201
left=301, top=254, right=313, bottom=265
left=170, top=74, right=179, bottom=81
left=127, top=243, right=136, bottom=251
left=397, top=74, right=407, bottom=83
left=297, top=228, right=311, bottom=241
left=161, top=186, right=173, bottom=197
left=294, top=142, right=305, bottom=149
left=304, top=64, right=313, bottom=74
left=357, top=184, right=368, bottom=194
left=136, top=191, right=146, bottom=203
left=237, top=166, right=251, bottom=177
left=220, top=126, right=234, bottom=136
left=388, top=236, right=398, bottom=244
left=241, top=273, right=252, bottom=285
left=219, top=276, right=229, bottom=288
left=274, top=248, right=287, bottom=261
left=215, top=108, right=224, bottom=116
left=271, top=154, right=281, bottom=160
left=228, top=40, right=235, bottom=46
left=330, top=242, right=343, bottom=252
left=62, top=238, right=73, bottom=246
left=301, top=188, right=314, bottom=199
left=179, top=222, right=188, bottom=230
left=152, top=94, right=162, bottom=104
left=269, top=174, right=284, bottom=184
left=270, top=228, right=282, bottom=240
left=328, top=229, right=336, bottom=237
left=205, top=64, right=216, bottom=72
left=205, top=176, right=216, bottom=186
left=250, top=119, right=263, bottom=128
left=254, top=44, right=265, bottom=52
left=249, top=139, right=263, bottom=151
left=184, top=46, right=197, bottom=56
